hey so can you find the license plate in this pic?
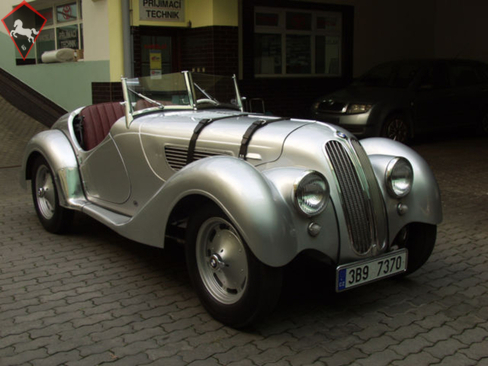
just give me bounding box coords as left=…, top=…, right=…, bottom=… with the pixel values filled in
left=336, top=249, right=408, bottom=292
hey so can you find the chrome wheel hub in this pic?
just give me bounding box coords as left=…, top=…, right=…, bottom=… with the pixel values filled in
left=209, top=253, right=226, bottom=270
left=35, top=165, right=56, bottom=220
left=196, top=217, right=248, bottom=305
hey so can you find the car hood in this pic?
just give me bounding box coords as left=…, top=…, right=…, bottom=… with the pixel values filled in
left=323, top=86, right=410, bottom=104
left=135, top=110, right=321, bottom=169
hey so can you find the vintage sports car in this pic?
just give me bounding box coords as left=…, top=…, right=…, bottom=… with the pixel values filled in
left=21, top=72, right=442, bottom=327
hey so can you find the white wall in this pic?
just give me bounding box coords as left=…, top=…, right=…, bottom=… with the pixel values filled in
left=80, top=0, right=110, bottom=61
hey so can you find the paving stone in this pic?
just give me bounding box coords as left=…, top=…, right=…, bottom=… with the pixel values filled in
left=355, top=349, right=403, bottom=366
left=111, top=340, right=160, bottom=357
left=248, top=345, right=295, bottom=364
left=146, top=340, right=193, bottom=359
left=319, top=348, right=367, bottom=366
left=284, top=346, right=331, bottom=366
left=385, top=323, right=426, bottom=341
left=77, top=335, right=122, bottom=357
left=65, top=352, right=117, bottom=366
left=107, top=353, right=152, bottom=366
left=213, top=343, right=262, bottom=365
left=424, top=338, right=468, bottom=360
left=13, top=335, right=59, bottom=354
left=391, top=351, right=440, bottom=366
left=354, top=335, right=398, bottom=354
left=0, top=348, right=49, bottom=366
left=430, top=353, right=478, bottom=366
left=30, top=350, right=81, bottom=366
left=459, top=340, right=488, bottom=360
left=423, top=318, right=461, bottom=339
left=46, top=336, right=94, bottom=354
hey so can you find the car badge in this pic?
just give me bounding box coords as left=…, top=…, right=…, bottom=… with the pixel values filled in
left=336, top=131, right=347, bottom=139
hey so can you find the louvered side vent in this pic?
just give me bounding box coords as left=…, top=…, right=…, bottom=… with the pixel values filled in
left=164, top=146, right=225, bottom=171
left=325, top=140, right=378, bottom=254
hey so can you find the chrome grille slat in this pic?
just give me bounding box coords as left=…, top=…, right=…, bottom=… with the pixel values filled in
left=325, top=140, right=385, bottom=254
left=351, top=139, right=388, bottom=247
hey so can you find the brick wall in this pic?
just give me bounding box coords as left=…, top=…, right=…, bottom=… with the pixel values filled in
left=181, top=26, right=238, bottom=76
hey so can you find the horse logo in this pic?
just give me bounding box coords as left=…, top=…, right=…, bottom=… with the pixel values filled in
left=10, top=19, right=39, bottom=43
left=1, top=1, right=46, bottom=60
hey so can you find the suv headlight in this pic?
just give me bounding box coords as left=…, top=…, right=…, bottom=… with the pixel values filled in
left=386, top=157, right=413, bottom=198
left=294, top=171, right=329, bottom=216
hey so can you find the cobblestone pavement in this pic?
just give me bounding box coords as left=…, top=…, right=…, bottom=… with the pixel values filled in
left=0, top=94, right=487, bottom=365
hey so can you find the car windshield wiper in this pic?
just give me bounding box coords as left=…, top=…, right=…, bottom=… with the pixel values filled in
left=194, top=82, right=218, bottom=103
left=128, top=88, right=164, bottom=109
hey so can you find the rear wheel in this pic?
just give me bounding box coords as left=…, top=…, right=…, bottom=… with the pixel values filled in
left=381, top=115, right=410, bottom=144
left=186, top=204, right=283, bottom=328
left=31, top=156, right=73, bottom=233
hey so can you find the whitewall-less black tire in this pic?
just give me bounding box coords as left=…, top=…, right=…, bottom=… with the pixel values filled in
left=185, top=204, right=283, bottom=328
left=31, top=156, right=73, bottom=233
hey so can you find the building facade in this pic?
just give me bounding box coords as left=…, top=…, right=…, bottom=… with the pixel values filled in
left=0, top=0, right=355, bottom=121
left=2, top=0, right=486, bottom=123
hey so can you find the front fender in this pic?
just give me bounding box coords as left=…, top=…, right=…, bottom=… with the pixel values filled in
left=21, top=130, right=84, bottom=209
left=360, top=137, right=442, bottom=241
left=121, top=156, right=298, bottom=267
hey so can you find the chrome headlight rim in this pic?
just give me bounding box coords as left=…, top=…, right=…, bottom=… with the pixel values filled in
left=293, top=170, right=330, bottom=217
left=385, top=157, right=414, bottom=198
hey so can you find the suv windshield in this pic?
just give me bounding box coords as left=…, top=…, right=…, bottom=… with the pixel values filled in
left=123, top=72, right=242, bottom=116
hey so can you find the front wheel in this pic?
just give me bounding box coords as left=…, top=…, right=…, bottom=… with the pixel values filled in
left=394, top=223, right=437, bottom=275
left=186, top=204, right=283, bottom=328
left=31, top=156, right=73, bottom=233
left=381, top=115, right=410, bottom=144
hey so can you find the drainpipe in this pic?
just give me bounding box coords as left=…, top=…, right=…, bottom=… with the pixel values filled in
left=122, top=0, right=133, bottom=78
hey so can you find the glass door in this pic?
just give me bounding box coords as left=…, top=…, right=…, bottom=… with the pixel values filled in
left=140, top=35, right=172, bottom=77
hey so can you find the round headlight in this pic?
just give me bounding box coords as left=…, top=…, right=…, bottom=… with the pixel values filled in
left=294, top=171, right=329, bottom=216
left=386, top=157, right=413, bottom=198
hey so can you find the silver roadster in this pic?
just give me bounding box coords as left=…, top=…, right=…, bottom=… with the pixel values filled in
left=21, top=72, right=442, bottom=327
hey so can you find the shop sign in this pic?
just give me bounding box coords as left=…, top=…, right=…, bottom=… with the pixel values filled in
left=140, top=0, right=185, bottom=22
left=1, top=0, right=46, bottom=60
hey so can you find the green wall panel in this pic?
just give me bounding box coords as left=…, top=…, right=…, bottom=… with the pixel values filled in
left=0, top=32, right=110, bottom=111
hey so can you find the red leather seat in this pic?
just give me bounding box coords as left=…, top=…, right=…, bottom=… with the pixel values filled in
left=81, top=102, right=125, bottom=150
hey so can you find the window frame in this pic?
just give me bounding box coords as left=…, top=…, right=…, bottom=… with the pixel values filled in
left=254, top=6, right=342, bottom=78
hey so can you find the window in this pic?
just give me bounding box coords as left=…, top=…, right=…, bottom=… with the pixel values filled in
left=17, top=1, right=83, bottom=65
left=449, top=63, right=486, bottom=87
left=254, top=7, right=342, bottom=77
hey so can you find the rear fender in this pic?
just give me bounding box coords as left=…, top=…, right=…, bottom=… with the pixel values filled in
left=120, top=156, right=298, bottom=267
left=21, top=130, right=84, bottom=209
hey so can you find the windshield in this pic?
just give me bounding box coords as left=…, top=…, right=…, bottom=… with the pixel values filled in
left=123, top=72, right=243, bottom=116
left=192, top=73, right=242, bottom=110
left=353, top=61, right=422, bottom=88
